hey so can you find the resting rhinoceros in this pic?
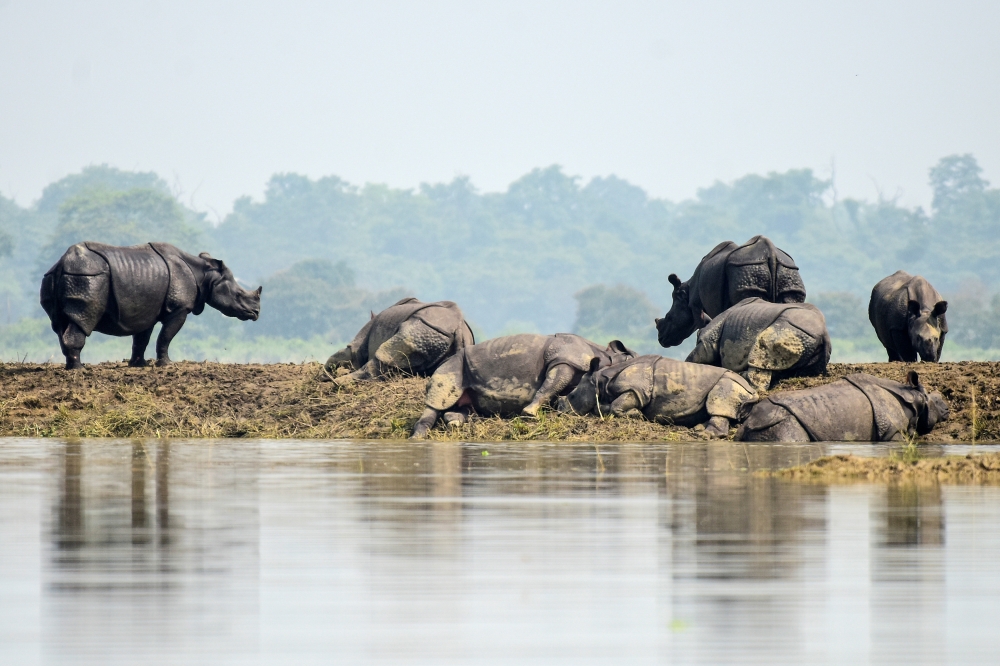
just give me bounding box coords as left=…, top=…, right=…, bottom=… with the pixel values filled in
left=410, top=334, right=636, bottom=438
left=869, top=271, right=948, bottom=362
left=655, top=235, right=806, bottom=347
left=686, top=297, right=831, bottom=390
left=40, top=242, right=261, bottom=369
left=737, top=372, right=948, bottom=442
left=555, top=355, right=758, bottom=437
left=324, top=298, right=475, bottom=383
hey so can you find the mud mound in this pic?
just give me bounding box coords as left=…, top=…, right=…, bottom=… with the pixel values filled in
left=768, top=452, right=1000, bottom=484
left=0, top=361, right=995, bottom=441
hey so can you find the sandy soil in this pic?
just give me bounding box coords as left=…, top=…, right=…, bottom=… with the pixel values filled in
left=0, top=361, right=996, bottom=442
left=767, top=452, right=1000, bottom=484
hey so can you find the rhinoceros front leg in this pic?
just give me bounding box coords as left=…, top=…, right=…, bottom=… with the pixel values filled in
left=523, top=364, right=580, bottom=417
left=129, top=326, right=155, bottom=367
left=610, top=391, right=642, bottom=417
left=155, top=312, right=188, bottom=367
left=411, top=408, right=440, bottom=439
left=59, top=322, right=87, bottom=370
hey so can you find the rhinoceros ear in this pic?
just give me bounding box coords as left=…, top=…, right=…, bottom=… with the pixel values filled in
left=588, top=357, right=603, bottom=373
left=668, top=274, right=682, bottom=290
left=906, top=370, right=921, bottom=389
left=256, top=286, right=262, bottom=296
left=199, top=253, right=225, bottom=272
left=908, top=300, right=922, bottom=317
left=932, top=300, right=948, bottom=317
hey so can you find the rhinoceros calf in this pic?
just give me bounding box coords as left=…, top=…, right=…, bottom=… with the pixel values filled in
left=555, top=355, right=759, bottom=437
left=40, top=242, right=261, bottom=369
left=686, top=298, right=831, bottom=391
left=410, top=334, right=636, bottom=438
left=656, top=235, right=806, bottom=348
left=869, top=271, right=948, bottom=362
left=737, top=372, right=948, bottom=442
left=324, top=298, right=474, bottom=384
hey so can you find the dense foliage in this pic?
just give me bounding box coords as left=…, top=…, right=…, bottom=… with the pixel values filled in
left=0, top=156, right=998, bottom=362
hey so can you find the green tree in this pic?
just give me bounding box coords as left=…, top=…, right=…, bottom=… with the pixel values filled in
left=253, top=258, right=409, bottom=341
left=40, top=187, right=204, bottom=268
left=572, top=283, right=659, bottom=352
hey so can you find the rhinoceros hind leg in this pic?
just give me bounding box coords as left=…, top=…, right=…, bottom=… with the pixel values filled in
left=374, top=320, right=451, bottom=376
left=129, top=327, right=155, bottom=367
left=523, top=364, right=580, bottom=417
left=443, top=407, right=470, bottom=428
left=411, top=408, right=440, bottom=439
left=703, top=415, right=731, bottom=438
left=155, top=313, right=188, bottom=367
left=59, top=322, right=86, bottom=370
left=739, top=415, right=810, bottom=442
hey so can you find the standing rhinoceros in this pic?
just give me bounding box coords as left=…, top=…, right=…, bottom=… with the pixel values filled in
left=554, top=355, right=758, bottom=437
left=869, top=271, right=948, bottom=362
left=686, top=298, right=831, bottom=390
left=324, top=297, right=475, bottom=383
left=40, top=242, right=261, bottom=369
left=655, top=236, right=806, bottom=347
left=410, top=334, right=636, bottom=438
left=737, top=372, right=948, bottom=442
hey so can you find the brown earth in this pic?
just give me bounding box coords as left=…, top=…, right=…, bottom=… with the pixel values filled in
left=766, top=453, right=1000, bottom=484
left=0, top=360, right=996, bottom=441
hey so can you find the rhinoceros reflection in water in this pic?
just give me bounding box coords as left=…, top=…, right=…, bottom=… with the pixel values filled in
left=555, top=355, right=759, bottom=438
left=40, top=242, right=261, bottom=369
left=686, top=298, right=831, bottom=391
left=410, top=334, right=636, bottom=439
left=737, top=371, right=949, bottom=442
left=324, top=298, right=475, bottom=384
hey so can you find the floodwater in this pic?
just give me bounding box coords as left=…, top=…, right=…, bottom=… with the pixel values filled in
left=2, top=439, right=1000, bottom=664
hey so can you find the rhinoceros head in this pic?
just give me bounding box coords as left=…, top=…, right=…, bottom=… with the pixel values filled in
left=200, top=253, right=262, bottom=321
left=556, top=357, right=610, bottom=416
left=655, top=274, right=698, bottom=348
left=907, top=299, right=948, bottom=362
left=905, top=371, right=949, bottom=434
left=325, top=346, right=355, bottom=371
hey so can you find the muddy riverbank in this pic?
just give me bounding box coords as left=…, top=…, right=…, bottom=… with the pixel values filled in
left=0, top=361, right=996, bottom=441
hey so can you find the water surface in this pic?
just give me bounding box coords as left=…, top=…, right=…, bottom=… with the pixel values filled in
left=2, top=438, right=999, bottom=664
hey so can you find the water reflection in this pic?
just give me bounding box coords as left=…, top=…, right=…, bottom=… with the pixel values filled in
left=0, top=438, right=997, bottom=663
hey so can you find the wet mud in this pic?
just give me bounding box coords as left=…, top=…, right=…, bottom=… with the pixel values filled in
left=768, top=452, right=1000, bottom=484
left=0, top=360, right=996, bottom=441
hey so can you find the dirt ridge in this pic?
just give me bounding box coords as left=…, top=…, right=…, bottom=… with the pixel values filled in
left=0, top=360, right=995, bottom=441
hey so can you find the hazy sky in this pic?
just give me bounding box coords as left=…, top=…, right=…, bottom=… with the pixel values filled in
left=1, top=0, right=998, bottom=218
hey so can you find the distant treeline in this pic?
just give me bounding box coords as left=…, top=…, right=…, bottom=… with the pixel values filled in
left=0, top=155, right=998, bottom=362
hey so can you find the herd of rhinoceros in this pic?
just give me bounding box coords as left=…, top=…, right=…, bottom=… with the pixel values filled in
left=40, top=236, right=951, bottom=442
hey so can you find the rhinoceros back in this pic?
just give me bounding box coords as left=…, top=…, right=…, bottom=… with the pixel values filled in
left=725, top=236, right=805, bottom=306
left=464, top=334, right=550, bottom=414
left=85, top=243, right=169, bottom=332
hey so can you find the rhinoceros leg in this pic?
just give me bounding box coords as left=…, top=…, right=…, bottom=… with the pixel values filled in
left=155, top=312, right=188, bottom=366
left=610, top=391, right=642, bottom=417
left=523, top=364, right=581, bottom=417
left=739, top=413, right=810, bottom=442
left=443, top=407, right=470, bottom=427
left=129, top=326, right=155, bottom=367
left=59, top=322, right=87, bottom=370
left=411, top=408, right=440, bottom=439
left=703, top=375, right=759, bottom=436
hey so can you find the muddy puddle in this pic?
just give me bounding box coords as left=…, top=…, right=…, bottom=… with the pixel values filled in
left=2, top=438, right=1000, bottom=664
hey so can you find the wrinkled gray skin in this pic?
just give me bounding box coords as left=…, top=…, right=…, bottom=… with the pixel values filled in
left=738, top=371, right=949, bottom=442
left=40, top=242, right=261, bottom=369
left=656, top=235, right=806, bottom=348
left=410, top=334, right=636, bottom=438
left=324, top=298, right=475, bottom=384
left=555, top=355, right=759, bottom=437
left=686, top=298, right=831, bottom=391
left=869, top=271, right=948, bottom=363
